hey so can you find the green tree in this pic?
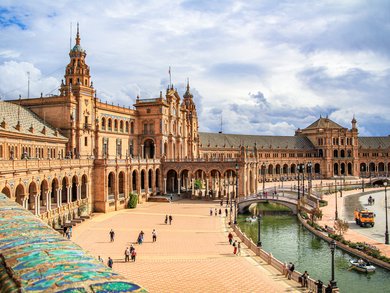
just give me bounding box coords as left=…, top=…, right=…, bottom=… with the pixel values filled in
left=194, top=179, right=202, bottom=190
left=309, top=207, right=323, bottom=225
left=127, top=193, right=138, bottom=209
left=334, top=219, right=349, bottom=236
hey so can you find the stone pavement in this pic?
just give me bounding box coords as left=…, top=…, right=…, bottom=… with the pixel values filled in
left=72, top=200, right=305, bottom=293
left=318, top=186, right=390, bottom=258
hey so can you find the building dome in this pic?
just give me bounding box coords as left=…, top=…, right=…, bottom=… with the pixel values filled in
left=71, top=44, right=85, bottom=53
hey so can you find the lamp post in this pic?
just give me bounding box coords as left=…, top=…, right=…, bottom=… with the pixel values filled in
left=257, top=213, right=262, bottom=247
left=234, top=163, right=239, bottom=224
left=334, top=178, right=338, bottom=221
left=330, top=240, right=337, bottom=288
left=361, top=165, right=365, bottom=192
left=307, top=162, right=312, bottom=197
left=384, top=182, right=389, bottom=245
left=262, top=162, right=266, bottom=196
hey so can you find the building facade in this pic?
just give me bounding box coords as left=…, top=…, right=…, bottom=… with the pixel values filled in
left=0, top=28, right=389, bottom=227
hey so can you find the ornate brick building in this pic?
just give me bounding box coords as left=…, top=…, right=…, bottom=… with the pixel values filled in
left=0, top=28, right=389, bottom=227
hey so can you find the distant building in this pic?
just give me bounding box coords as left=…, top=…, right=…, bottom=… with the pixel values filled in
left=0, top=27, right=389, bottom=226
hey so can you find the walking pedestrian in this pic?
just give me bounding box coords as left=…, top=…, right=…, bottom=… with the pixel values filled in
left=107, top=257, right=113, bottom=268
left=109, top=229, right=115, bottom=242
left=288, top=262, right=295, bottom=280
left=228, top=232, right=233, bottom=245
left=237, top=241, right=241, bottom=256
left=301, top=271, right=309, bottom=287
left=98, top=255, right=104, bottom=263
left=66, top=228, right=71, bottom=240
left=225, top=208, right=228, bottom=217
left=218, top=208, right=222, bottom=216
left=214, top=208, right=217, bottom=216
left=165, top=214, right=168, bottom=224
left=210, top=208, right=213, bottom=216
left=220, top=200, right=223, bottom=206
left=233, top=240, right=238, bottom=255
left=169, top=215, right=173, bottom=225
left=131, top=249, right=137, bottom=262
left=124, top=247, right=130, bottom=262
left=152, top=229, right=157, bottom=242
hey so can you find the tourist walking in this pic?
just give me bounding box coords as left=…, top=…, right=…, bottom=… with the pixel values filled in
left=124, top=247, right=130, bottom=262
left=210, top=208, right=213, bottom=216
left=165, top=214, right=168, bottom=224
left=109, top=229, right=115, bottom=242
left=107, top=257, right=113, bottom=268
left=233, top=240, right=238, bottom=254
left=225, top=208, right=228, bottom=217
left=287, top=262, right=295, bottom=279
left=237, top=241, right=241, bottom=256
left=131, top=248, right=137, bottom=262
left=169, top=215, right=173, bottom=225
left=301, top=271, right=309, bottom=287
left=218, top=208, right=222, bottom=216
left=152, top=229, right=157, bottom=242
left=228, top=232, right=233, bottom=245
left=98, top=255, right=104, bottom=263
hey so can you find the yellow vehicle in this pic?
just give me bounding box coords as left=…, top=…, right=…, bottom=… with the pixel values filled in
left=354, top=209, right=375, bottom=227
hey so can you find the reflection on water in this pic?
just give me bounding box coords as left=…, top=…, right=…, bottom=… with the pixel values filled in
left=238, top=215, right=390, bottom=293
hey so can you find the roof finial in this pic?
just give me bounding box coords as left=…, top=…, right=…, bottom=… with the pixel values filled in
left=76, top=22, right=80, bottom=45
left=186, top=78, right=190, bottom=91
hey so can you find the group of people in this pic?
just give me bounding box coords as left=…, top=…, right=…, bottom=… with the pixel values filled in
left=124, top=245, right=137, bottom=262
left=63, top=226, right=72, bottom=239
left=227, top=232, right=241, bottom=255
left=211, top=207, right=229, bottom=217
left=164, top=214, right=173, bottom=225
left=285, top=262, right=295, bottom=280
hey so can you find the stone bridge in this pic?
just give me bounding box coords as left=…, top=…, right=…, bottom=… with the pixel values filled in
left=238, top=188, right=318, bottom=215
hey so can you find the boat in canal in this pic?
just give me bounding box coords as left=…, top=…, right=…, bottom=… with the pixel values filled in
left=349, top=259, right=376, bottom=273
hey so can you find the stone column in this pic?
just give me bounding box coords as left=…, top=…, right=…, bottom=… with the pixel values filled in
left=57, top=189, right=62, bottom=208
left=141, top=144, right=144, bottom=159
left=67, top=186, right=71, bottom=203
left=206, top=176, right=209, bottom=198
left=34, top=194, right=40, bottom=216
left=178, top=178, right=181, bottom=195
left=45, top=191, right=51, bottom=212
left=77, top=184, right=81, bottom=201
left=191, top=178, right=195, bottom=196
left=164, top=178, right=167, bottom=194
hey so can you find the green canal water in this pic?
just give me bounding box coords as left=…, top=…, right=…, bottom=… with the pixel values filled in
left=237, top=214, right=390, bottom=293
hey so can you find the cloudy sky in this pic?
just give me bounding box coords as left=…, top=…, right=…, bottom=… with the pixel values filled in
left=0, top=0, right=389, bottom=136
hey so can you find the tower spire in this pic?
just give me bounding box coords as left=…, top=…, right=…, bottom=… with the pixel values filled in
left=76, top=22, right=80, bottom=45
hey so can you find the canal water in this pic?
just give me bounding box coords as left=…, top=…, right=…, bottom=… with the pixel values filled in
left=237, top=214, right=390, bottom=292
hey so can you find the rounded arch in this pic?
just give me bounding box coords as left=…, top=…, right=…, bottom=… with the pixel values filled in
left=40, top=179, right=49, bottom=210
left=179, top=169, right=190, bottom=193
left=144, top=139, right=155, bottom=159
left=275, top=164, right=281, bottom=175
left=155, top=168, right=160, bottom=190
left=167, top=169, right=178, bottom=193
left=268, top=164, right=273, bottom=175
left=378, top=162, right=385, bottom=173
left=81, top=174, right=88, bottom=199
left=340, top=163, right=346, bottom=175
left=61, top=177, right=69, bottom=204
left=334, top=163, right=339, bottom=176
left=101, top=117, right=106, bottom=130
left=15, top=184, right=25, bottom=206
left=119, top=120, right=124, bottom=132
left=369, top=162, right=376, bottom=173
left=130, top=121, right=134, bottom=134
left=148, top=169, right=153, bottom=190
left=290, top=164, right=296, bottom=174
left=28, top=181, right=38, bottom=212
left=108, top=118, right=112, bottom=130
left=108, top=172, right=115, bottom=197
left=1, top=186, right=11, bottom=198
left=314, top=163, right=321, bottom=174
left=125, top=121, right=129, bottom=133
left=140, top=169, right=146, bottom=191
left=114, top=119, right=118, bottom=131
left=348, top=162, right=353, bottom=175
left=51, top=177, right=59, bottom=207
left=340, top=150, right=345, bottom=158
left=132, top=170, right=138, bottom=192
left=118, top=171, right=125, bottom=195
left=333, top=150, right=338, bottom=158
left=71, top=176, right=78, bottom=202
left=360, top=163, right=367, bottom=174
left=283, top=164, right=288, bottom=174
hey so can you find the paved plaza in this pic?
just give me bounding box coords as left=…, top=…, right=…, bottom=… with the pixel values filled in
left=72, top=200, right=304, bottom=293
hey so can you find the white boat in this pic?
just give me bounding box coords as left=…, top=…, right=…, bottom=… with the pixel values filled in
left=349, top=259, right=376, bottom=273
left=245, top=216, right=257, bottom=223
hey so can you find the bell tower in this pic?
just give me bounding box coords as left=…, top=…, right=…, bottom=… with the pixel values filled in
left=182, top=80, right=199, bottom=159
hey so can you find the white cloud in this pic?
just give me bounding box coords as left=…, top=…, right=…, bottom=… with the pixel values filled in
left=0, top=0, right=389, bottom=135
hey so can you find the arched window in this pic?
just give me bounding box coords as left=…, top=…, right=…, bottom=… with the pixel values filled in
left=125, top=121, right=129, bottom=133
left=120, top=121, right=124, bottom=132
left=102, top=117, right=106, bottom=130
left=108, top=119, right=112, bottom=131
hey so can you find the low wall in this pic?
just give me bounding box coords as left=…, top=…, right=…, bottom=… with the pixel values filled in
left=298, top=215, right=390, bottom=271
left=232, top=224, right=339, bottom=293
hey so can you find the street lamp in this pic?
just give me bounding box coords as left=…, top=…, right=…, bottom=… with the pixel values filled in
left=262, top=162, right=266, bottom=196
left=234, top=163, right=239, bottom=224
left=257, top=213, right=262, bottom=247
left=307, top=162, right=312, bottom=196
left=334, top=178, right=338, bottom=221
left=361, top=165, right=365, bottom=192
left=384, top=182, right=389, bottom=245
left=329, top=240, right=337, bottom=288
